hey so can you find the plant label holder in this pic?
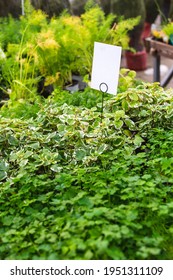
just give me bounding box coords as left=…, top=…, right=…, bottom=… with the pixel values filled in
left=99, top=82, right=108, bottom=122
left=91, top=42, right=122, bottom=95
left=91, top=42, right=122, bottom=121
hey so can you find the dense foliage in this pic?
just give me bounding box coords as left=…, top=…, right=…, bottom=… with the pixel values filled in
left=1, top=75, right=173, bottom=259
left=0, top=5, right=138, bottom=104
left=0, top=1, right=173, bottom=261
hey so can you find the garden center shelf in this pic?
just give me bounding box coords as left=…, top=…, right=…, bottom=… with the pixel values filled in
left=145, top=37, right=173, bottom=87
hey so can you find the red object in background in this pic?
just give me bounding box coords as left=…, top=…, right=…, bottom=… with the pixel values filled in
left=125, top=22, right=150, bottom=71
left=125, top=50, right=147, bottom=71
left=141, top=22, right=151, bottom=40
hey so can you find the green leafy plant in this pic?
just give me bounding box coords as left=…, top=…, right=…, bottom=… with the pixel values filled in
left=0, top=79, right=173, bottom=260
left=0, top=16, right=22, bottom=50
left=0, top=4, right=139, bottom=104
left=38, top=6, right=139, bottom=86
left=0, top=8, right=49, bottom=102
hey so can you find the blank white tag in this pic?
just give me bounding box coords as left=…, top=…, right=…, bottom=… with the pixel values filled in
left=91, top=42, right=122, bottom=95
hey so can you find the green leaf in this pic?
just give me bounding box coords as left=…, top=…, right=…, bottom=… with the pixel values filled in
left=8, top=135, right=18, bottom=146
left=124, top=118, right=136, bottom=130
left=97, top=144, right=107, bottom=154
left=74, top=149, right=87, bottom=161
left=0, top=171, right=7, bottom=181
left=129, top=92, right=138, bottom=101
left=114, top=120, right=123, bottom=129
left=0, top=161, right=9, bottom=171
left=106, top=247, right=125, bottom=260
left=134, top=134, right=144, bottom=147
left=114, top=110, right=125, bottom=120
left=50, top=165, right=62, bottom=173
left=122, top=99, right=129, bottom=111
left=84, top=250, right=93, bottom=260
left=113, top=136, right=124, bottom=146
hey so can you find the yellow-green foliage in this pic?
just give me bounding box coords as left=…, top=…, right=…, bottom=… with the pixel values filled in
left=0, top=5, right=139, bottom=101
left=162, top=22, right=173, bottom=37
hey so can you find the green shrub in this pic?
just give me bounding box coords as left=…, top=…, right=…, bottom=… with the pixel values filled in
left=0, top=81, right=173, bottom=259
left=0, top=5, right=139, bottom=104
left=0, top=69, right=139, bottom=119
left=0, top=16, right=21, bottom=50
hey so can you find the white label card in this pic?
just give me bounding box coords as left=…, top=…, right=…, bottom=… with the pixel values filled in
left=91, top=42, right=122, bottom=95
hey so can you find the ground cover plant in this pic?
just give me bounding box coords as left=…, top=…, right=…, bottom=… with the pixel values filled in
left=0, top=0, right=173, bottom=261
left=0, top=73, right=173, bottom=259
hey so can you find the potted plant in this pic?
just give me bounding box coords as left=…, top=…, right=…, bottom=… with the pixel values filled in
left=111, top=0, right=147, bottom=71
left=71, top=0, right=146, bottom=71
left=49, top=4, right=138, bottom=90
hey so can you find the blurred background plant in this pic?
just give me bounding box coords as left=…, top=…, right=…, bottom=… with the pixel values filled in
left=0, top=1, right=139, bottom=106
left=0, top=3, right=48, bottom=103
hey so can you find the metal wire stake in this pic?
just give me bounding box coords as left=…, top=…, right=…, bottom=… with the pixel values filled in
left=99, top=82, right=108, bottom=123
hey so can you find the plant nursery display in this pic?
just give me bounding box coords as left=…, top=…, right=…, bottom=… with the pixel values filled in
left=0, top=4, right=138, bottom=104
left=151, top=20, right=173, bottom=44
left=0, top=1, right=173, bottom=261
left=1, top=71, right=173, bottom=259
left=111, top=0, right=147, bottom=70
left=71, top=0, right=147, bottom=70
